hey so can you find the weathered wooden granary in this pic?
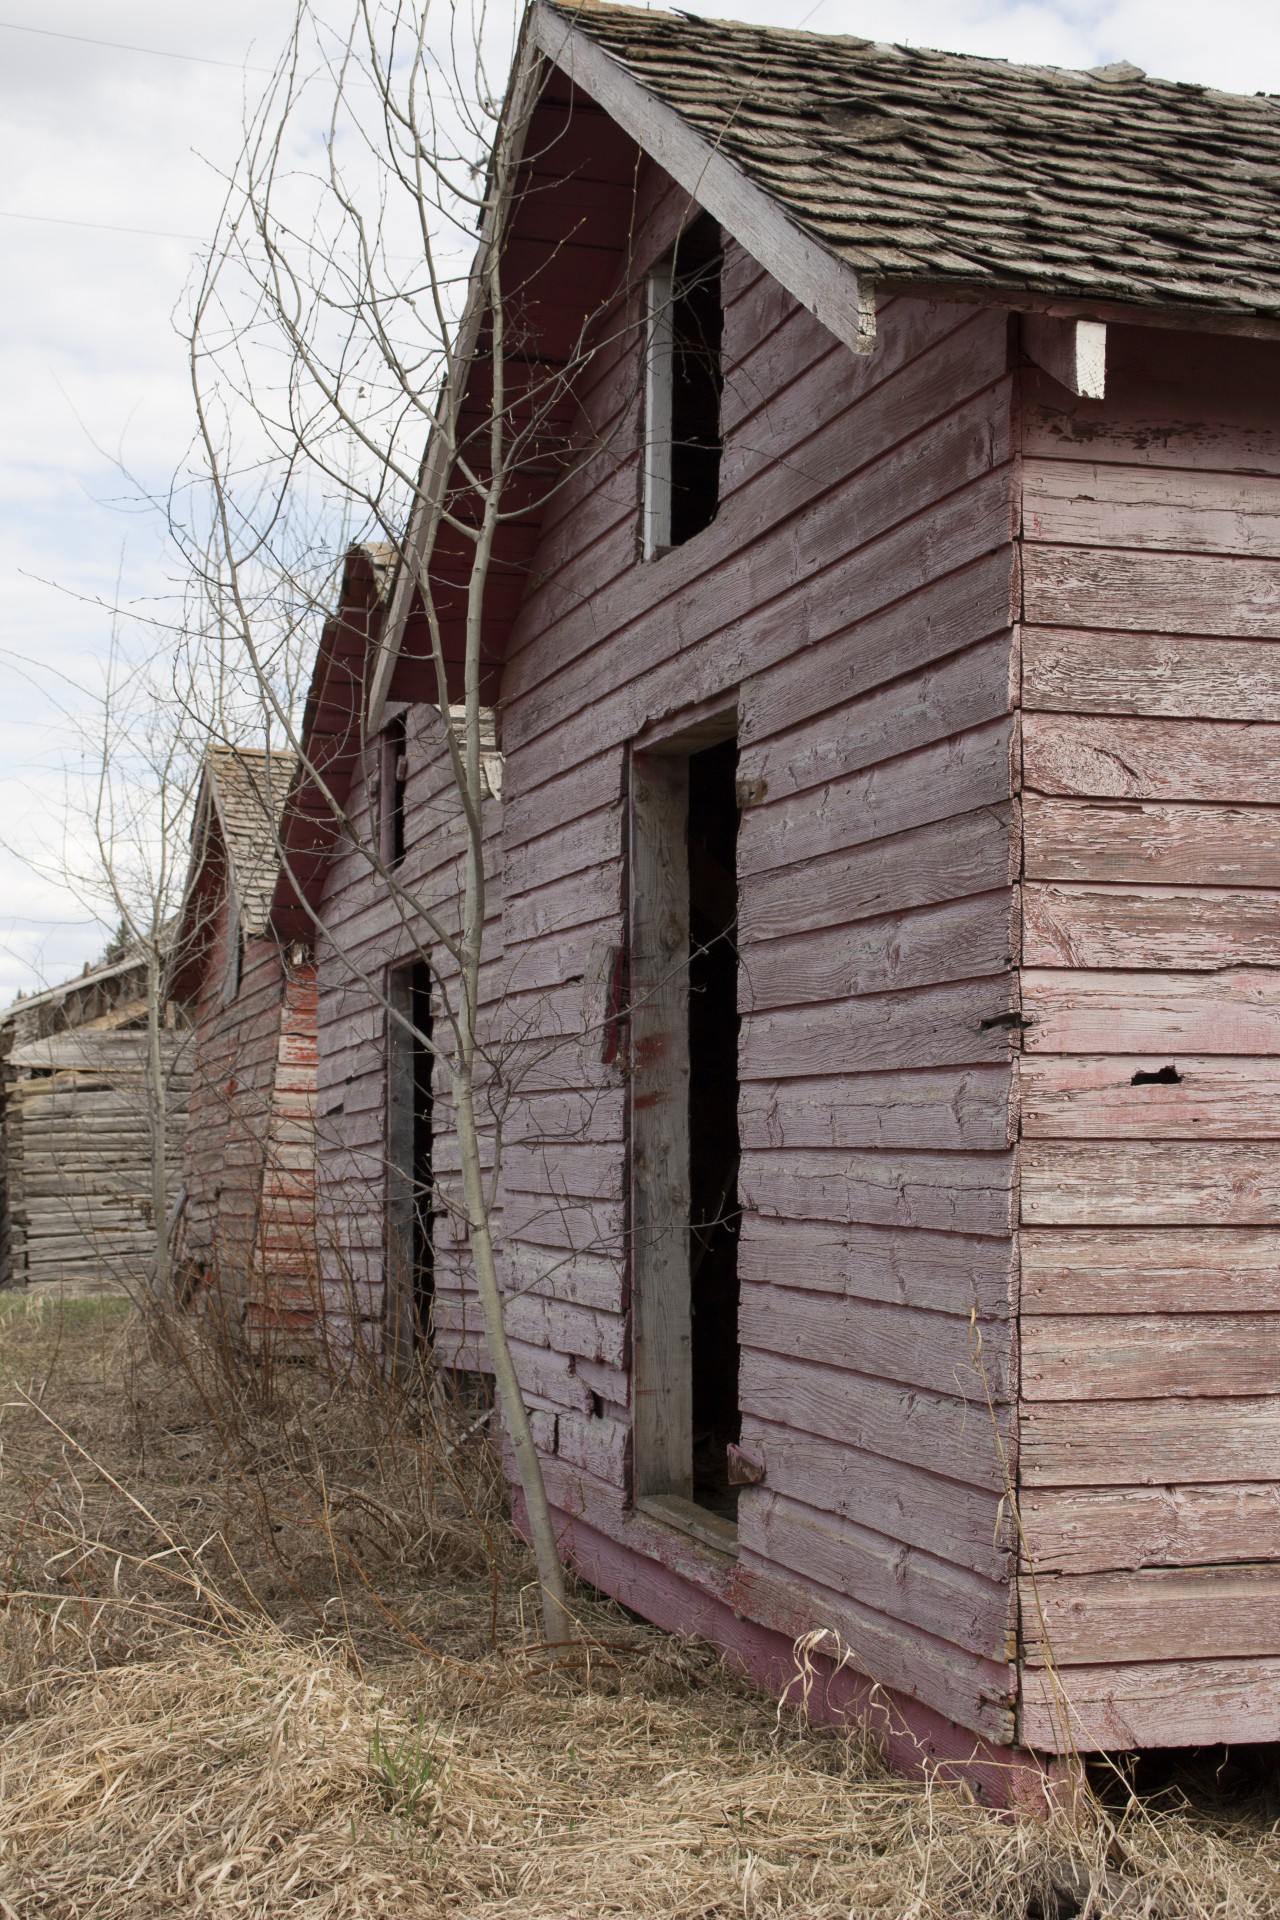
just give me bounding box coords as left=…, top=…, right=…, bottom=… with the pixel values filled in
left=271, top=543, right=504, bottom=1364
left=0, top=949, right=190, bottom=1294
left=307, top=1, right=1280, bottom=1786
left=170, top=745, right=317, bottom=1343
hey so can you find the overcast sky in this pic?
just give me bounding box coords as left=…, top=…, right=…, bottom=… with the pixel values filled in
left=1, top=0, right=1277, bottom=1004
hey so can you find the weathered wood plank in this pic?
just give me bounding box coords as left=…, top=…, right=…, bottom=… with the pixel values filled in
left=1020, top=1226, right=1280, bottom=1313
left=1021, top=1054, right=1280, bottom=1140
left=1021, top=1313, right=1280, bottom=1401
left=511, top=464, right=1018, bottom=792
left=1020, top=1655, right=1280, bottom=1753
left=1022, top=1482, right=1280, bottom=1577
left=1024, top=796, right=1280, bottom=888
left=739, top=1349, right=1012, bottom=1491
left=1023, top=1566, right=1280, bottom=1666
left=741, top=1416, right=1013, bottom=1578
left=740, top=977, right=1020, bottom=1080
left=629, top=749, right=692, bottom=1501
left=1023, top=628, right=1280, bottom=721
left=739, top=1066, right=1015, bottom=1153
left=738, top=891, right=1019, bottom=1013
left=738, top=568, right=1015, bottom=773
left=739, top=719, right=1015, bottom=877
left=502, top=750, right=621, bottom=850
left=1023, top=883, right=1280, bottom=970
left=739, top=805, right=1019, bottom=944
left=1023, top=460, right=1280, bottom=558
left=1020, top=1396, right=1280, bottom=1487
left=504, top=309, right=1012, bottom=716
left=741, top=1280, right=1009, bottom=1399
left=741, top=1490, right=1012, bottom=1660
left=742, top=1145, right=1016, bottom=1238
left=739, top=1215, right=1017, bottom=1316
left=1022, top=968, right=1280, bottom=1055
left=1022, top=713, right=1280, bottom=805
left=1021, top=1140, right=1280, bottom=1227
left=1023, top=549, right=1280, bottom=637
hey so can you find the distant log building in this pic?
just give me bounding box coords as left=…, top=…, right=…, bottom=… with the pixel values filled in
left=0, top=950, right=190, bottom=1295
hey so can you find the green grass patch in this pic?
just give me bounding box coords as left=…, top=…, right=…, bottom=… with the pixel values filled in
left=0, top=1291, right=135, bottom=1327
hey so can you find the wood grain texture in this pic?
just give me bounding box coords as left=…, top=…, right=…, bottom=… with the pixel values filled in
left=1023, top=628, right=1280, bottom=721
left=740, top=1066, right=1015, bottom=1153
left=1023, top=796, right=1280, bottom=888
left=738, top=1216, right=1017, bottom=1317
left=1023, top=459, right=1280, bottom=557
left=739, top=719, right=1015, bottom=879
left=1023, top=1566, right=1280, bottom=1666
left=738, top=568, right=1016, bottom=774
left=740, top=1349, right=1012, bottom=1491
left=1022, top=1482, right=1280, bottom=1577
left=1022, top=968, right=1280, bottom=1056
left=1021, top=1140, right=1280, bottom=1227
left=628, top=750, right=692, bottom=1501
left=741, top=1417, right=1013, bottom=1577
left=739, top=891, right=1019, bottom=1013
left=1022, top=882, right=1280, bottom=969
left=741, top=1282, right=1010, bottom=1400
left=1020, top=1396, right=1280, bottom=1487
left=1020, top=1656, right=1280, bottom=1753
left=740, top=804, right=1019, bottom=943
left=1021, top=1054, right=1280, bottom=1140
left=741, top=1490, right=1013, bottom=1660
left=1022, top=712, right=1280, bottom=805
left=743, top=1145, right=1015, bottom=1238
left=741, top=976, right=1020, bottom=1079
left=1021, top=1313, right=1280, bottom=1401
left=1023, top=548, right=1280, bottom=638
left=1020, top=1226, right=1280, bottom=1314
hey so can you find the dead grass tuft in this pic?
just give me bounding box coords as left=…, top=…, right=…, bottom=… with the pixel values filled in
left=2, top=1294, right=1279, bottom=1918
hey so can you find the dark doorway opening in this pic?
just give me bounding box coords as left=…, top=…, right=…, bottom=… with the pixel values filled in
left=687, top=736, right=741, bottom=1518
left=388, top=957, right=434, bottom=1358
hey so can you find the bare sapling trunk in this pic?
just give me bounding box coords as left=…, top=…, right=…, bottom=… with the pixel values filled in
left=446, top=239, right=572, bottom=1647
left=144, top=943, right=170, bottom=1296
left=174, top=0, right=579, bottom=1652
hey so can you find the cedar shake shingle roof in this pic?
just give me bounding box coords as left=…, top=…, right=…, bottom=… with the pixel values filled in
left=549, top=2, right=1280, bottom=320
left=204, top=746, right=297, bottom=936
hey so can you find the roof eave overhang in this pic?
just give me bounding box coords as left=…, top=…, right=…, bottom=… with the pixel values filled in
left=369, top=0, right=881, bottom=725
left=368, top=0, right=1280, bottom=722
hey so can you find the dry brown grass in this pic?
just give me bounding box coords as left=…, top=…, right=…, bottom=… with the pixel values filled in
left=2, top=1293, right=1279, bottom=1919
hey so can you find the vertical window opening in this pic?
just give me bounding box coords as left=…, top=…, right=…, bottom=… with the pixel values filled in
left=687, top=736, right=742, bottom=1520
left=644, top=213, right=724, bottom=558
left=380, top=712, right=407, bottom=867
left=387, top=957, right=434, bottom=1360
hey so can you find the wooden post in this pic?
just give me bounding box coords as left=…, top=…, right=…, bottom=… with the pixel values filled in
left=630, top=749, right=692, bottom=1499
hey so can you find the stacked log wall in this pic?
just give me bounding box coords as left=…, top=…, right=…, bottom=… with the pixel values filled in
left=312, top=710, right=502, bottom=1359
left=1015, top=324, right=1280, bottom=1751
left=5, top=1028, right=190, bottom=1293
left=496, top=168, right=1025, bottom=1744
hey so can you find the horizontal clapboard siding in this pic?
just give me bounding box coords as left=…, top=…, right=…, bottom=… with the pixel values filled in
left=1015, top=332, right=1280, bottom=1752
left=498, top=196, right=1021, bottom=1743
left=314, top=713, right=503, bottom=1362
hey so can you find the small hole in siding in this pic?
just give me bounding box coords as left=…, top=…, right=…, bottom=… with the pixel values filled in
left=1131, top=1064, right=1182, bottom=1085
left=589, top=1391, right=604, bottom=1420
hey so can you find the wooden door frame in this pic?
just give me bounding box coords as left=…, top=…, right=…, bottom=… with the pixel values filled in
left=628, top=704, right=738, bottom=1505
